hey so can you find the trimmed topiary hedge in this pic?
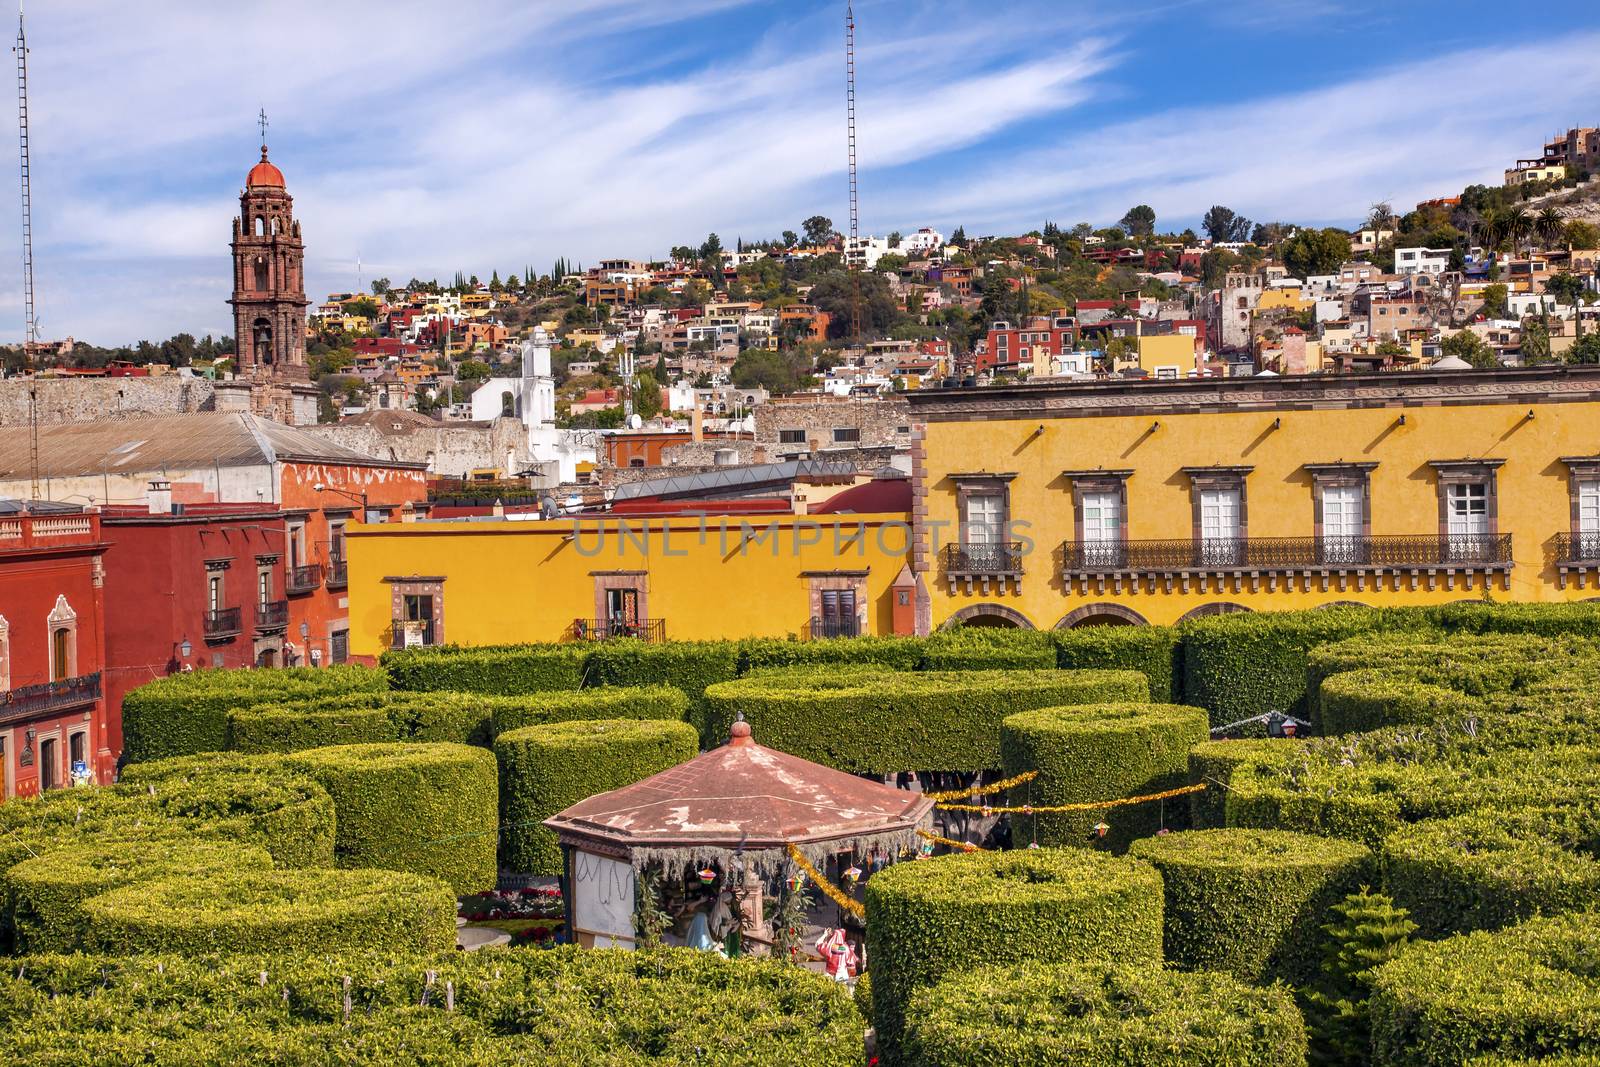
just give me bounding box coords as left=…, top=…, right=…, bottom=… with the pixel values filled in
left=738, top=634, right=928, bottom=673
left=1382, top=809, right=1600, bottom=938
left=488, top=684, right=690, bottom=737
left=1370, top=913, right=1600, bottom=1067
left=1318, top=668, right=1488, bottom=736
left=79, top=868, right=457, bottom=956
left=121, top=665, right=387, bottom=762
left=585, top=640, right=740, bottom=744
left=284, top=742, right=498, bottom=893
left=1129, top=827, right=1371, bottom=984
left=905, top=961, right=1308, bottom=1067
left=1055, top=625, right=1184, bottom=704
left=705, top=668, right=1149, bottom=774
left=0, top=947, right=864, bottom=1065
left=1187, top=738, right=1302, bottom=829
left=4, top=839, right=274, bottom=954
left=922, top=629, right=1058, bottom=670
left=382, top=642, right=590, bottom=694
left=865, top=848, right=1164, bottom=1064
left=227, top=697, right=400, bottom=753
left=1000, top=702, right=1210, bottom=849
left=494, top=718, right=700, bottom=875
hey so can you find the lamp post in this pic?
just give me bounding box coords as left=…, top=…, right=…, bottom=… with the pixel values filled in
left=313, top=482, right=369, bottom=517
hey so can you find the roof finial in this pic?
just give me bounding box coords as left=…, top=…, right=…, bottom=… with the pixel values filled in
left=729, top=711, right=752, bottom=746
left=257, top=108, right=269, bottom=155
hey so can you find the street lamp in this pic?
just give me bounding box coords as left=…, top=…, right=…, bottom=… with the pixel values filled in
left=313, top=482, right=369, bottom=517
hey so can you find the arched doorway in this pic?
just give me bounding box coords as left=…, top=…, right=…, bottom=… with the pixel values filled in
left=939, top=604, right=1035, bottom=630
left=1053, top=604, right=1149, bottom=629
left=1175, top=602, right=1252, bottom=624
left=255, top=648, right=277, bottom=668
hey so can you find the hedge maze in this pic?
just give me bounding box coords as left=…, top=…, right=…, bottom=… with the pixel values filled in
left=8, top=603, right=1600, bottom=1063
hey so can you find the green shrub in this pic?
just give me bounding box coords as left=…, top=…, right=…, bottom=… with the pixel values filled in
left=1128, top=828, right=1371, bottom=984
left=585, top=640, right=740, bottom=744
left=922, top=629, right=1058, bottom=669
left=0, top=786, right=172, bottom=875
left=79, top=868, right=457, bottom=956
left=905, top=961, right=1308, bottom=1067
left=1382, top=809, right=1600, bottom=937
left=1055, top=625, right=1184, bottom=703
left=1370, top=913, right=1600, bottom=1067
left=488, top=684, right=689, bottom=736
left=382, top=642, right=590, bottom=694
left=1187, top=738, right=1302, bottom=828
left=1319, top=668, right=1488, bottom=735
left=1424, top=601, right=1600, bottom=638
left=284, top=742, right=498, bottom=893
left=738, top=634, right=927, bottom=673
left=121, top=665, right=387, bottom=762
left=865, top=848, right=1163, bottom=1064
left=1181, top=606, right=1404, bottom=725
left=1001, top=702, right=1210, bottom=849
left=494, top=718, right=699, bottom=875
left=1299, top=888, right=1418, bottom=1066
left=705, top=668, right=1148, bottom=774
left=0, top=947, right=863, bottom=1066
left=5, top=840, right=274, bottom=954
left=227, top=696, right=400, bottom=753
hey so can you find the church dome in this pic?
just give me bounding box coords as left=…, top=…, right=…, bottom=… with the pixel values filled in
left=247, top=146, right=285, bottom=189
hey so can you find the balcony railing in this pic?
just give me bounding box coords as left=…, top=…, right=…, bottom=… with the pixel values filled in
left=1555, top=532, right=1600, bottom=564
left=390, top=620, right=438, bottom=649
left=1060, top=535, right=1513, bottom=573
left=571, top=618, right=666, bottom=643
left=204, top=607, right=242, bottom=638
left=286, top=563, right=323, bottom=595
left=256, top=600, right=290, bottom=631
left=809, top=615, right=861, bottom=639
left=942, top=542, right=1025, bottom=575
left=0, top=672, right=101, bottom=727
left=325, top=558, right=349, bottom=588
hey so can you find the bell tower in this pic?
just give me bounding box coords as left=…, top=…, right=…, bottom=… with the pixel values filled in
left=228, top=128, right=309, bottom=383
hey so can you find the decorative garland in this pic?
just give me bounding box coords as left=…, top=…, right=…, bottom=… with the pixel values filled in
left=915, top=830, right=983, bottom=853
left=922, top=770, right=1039, bottom=802
left=936, top=782, right=1206, bottom=815
left=784, top=844, right=865, bottom=919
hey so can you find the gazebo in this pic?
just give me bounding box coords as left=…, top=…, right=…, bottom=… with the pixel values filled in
left=545, top=718, right=934, bottom=950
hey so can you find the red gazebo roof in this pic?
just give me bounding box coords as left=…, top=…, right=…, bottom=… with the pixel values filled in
left=544, top=720, right=933, bottom=865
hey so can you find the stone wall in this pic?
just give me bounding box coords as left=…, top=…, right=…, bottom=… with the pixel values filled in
left=753, top=394, right=912, bottom=452
left=0, top=377, right=216, bottom=426
left=301, top=416, right=531, bottom=479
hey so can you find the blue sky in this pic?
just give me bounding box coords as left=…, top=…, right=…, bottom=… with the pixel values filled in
left=6, top=0, right=1600, bottom=344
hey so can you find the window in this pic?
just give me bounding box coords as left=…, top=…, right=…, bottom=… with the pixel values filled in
left=258, top=569, right=272, bottom=607
left=1081, top=490, right=1122, bottom=567
left=1446, top=483, right=1488, bottom=538
left=832, top=427, right=860, bottom=444
left=329, top=523, right=346, bottom=563
left=287, top=523, right=305, bottom=569
left=69, top=731, right=85, bottom=769
left=778, top=429, right=806, bottom=444
left=1320, top=485, right=1363, bottom=563
left=208, top=574, right=224, bottom=613
left=330, top=629, right=349, bottom=664
left=39, top=738, right=57, bottom=791
left=1579, top=480, right=1600, bottom=539
left=962, top=493, right=1003, bottom=545
left=1200, top=487, right=1242, bottom=566
left=1431, top=460, right=1502, bottom=562
left=50, top=628, right=70, bottom=682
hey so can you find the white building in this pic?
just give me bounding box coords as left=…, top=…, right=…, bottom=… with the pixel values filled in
left=469, top=327, right=596, bottom=483
left=1395, top=247, right=1452, bottom=277
left=899, top=227, right=946, bottom=255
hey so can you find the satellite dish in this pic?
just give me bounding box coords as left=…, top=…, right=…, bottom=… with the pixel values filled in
left=628, top=413, right=644, bottom=429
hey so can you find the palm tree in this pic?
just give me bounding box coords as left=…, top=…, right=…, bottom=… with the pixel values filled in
left=1537, top=208, right=1564, bottom=249
left=1505, top=208, right=1532, bottom=253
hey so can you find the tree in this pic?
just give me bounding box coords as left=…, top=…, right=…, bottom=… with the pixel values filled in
left=457, top=359, right=492, bottom=382
left=699, top=233, right=724, bottom=260
left=1568, top=332, right=1600, bottom=364
left=1281, top=228, right=1350, bottom=279
left=951, top=225, right=967, bottom=244
left=1546, top=273, right=1589, bottom=337
left=781, top=230, right=798, bottom=248
left=1298, top=890, right=1416, bottom=1067
left=632, top=373, right=662, bottom=419
left=1481, top=282, right=1509, bottom=319
left=1367, top=202, right=1395, bottom=231
left=370, top=277, right=391, bottom=296
left=1536, top=208, right=1565, bottom=248
left=669, top=245, right=697, bottom=264
left=1119, top=205, right=1156, bottom=237
left=887, top=230, right=902, bottom=248
left=1564, top=220, right=1600, bottom=249
left=1441, top=329, right=1497, bottom=368
left=1203, top=205, right=1252, bottom=243
left=1522, top=317, right=1553, bottom=364
left=1200, top=249, right=1242, bottom=290
left=801, top=215, right=835, bottom=246
left=730, top=349, right=815, bottom=394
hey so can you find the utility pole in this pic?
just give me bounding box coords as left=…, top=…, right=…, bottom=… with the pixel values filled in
left=845, top=1, right=862, bottom=347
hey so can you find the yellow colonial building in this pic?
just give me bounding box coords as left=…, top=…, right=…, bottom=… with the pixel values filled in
left=905, top=366, right=1600, bottom=630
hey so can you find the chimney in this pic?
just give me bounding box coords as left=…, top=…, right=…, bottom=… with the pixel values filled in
left=147, top=479, right=173, bottom=515
left=691, top=404, right=704, bottom=443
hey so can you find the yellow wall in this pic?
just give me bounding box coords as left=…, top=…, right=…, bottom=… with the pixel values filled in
left=921, top=399, right=1600, bottom=629
left=348, top=512, right=912, bottom=656
left=1136, top=335, right=1196, bottom=376
left=1256, top=289, right=1311, bottom=311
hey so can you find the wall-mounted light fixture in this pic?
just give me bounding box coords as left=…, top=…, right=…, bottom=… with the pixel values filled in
left=1525, top=409, right=1536, bottom=421
left=178, top=638, right=192, bottom=658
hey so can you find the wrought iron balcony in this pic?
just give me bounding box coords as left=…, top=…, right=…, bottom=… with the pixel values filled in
left=204, top=607, right=241, bottom=639
left=256, top=600, right=289, bottom=631
left=1555, top=532, right=1600, bottom=564
left=0, top=672, right=101, bottom=727
left=285, top=563, right=322, bottom=595
left=325, top=558, right=349, bottom=589
left=390, top=620, right=437, bottom=649
left=941, top=542, right=1025, bottom=576
left=571, top=618, right=666, bottom=642
left=809, top=615, right=861, bottom=639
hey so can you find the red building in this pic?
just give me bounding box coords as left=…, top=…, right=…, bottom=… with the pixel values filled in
left=979, top=313, right=1076, bottom=373
left=0, top=502, right=111, bottom=798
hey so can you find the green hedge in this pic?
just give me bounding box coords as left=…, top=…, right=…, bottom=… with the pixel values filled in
left=1370, top=913, right=1600, bottom=1067
left=705, top=668, right=1148, bottom=774
left=488, top=684, right=689, bottom=736
left=1318, top=668, right=1488, bottom=736
left=1000, top=702, right=1210, bottom=849
left=922, top=629, right=1058, bottom=670
left=0, top=948, right=863, bottom=1066
left=1187, top=738, right=1302, bottom=829
left=585, top=640, right=740, bottom=744
left=865, top=848, right=1164, bottom=1064
left=905, top=961, right=1308, bottom=1067
left=79, top=868, right=457, bottom=956
left=227, top=696, right=400, bottom=753
left=1128, top=828, right=1371, bottom=984
left=738, top=634, right=928, bottom=673
left=1382, top=809, right=1600, bottom=938
left=4, top=840, right=274, bottom=954
left=284, top=742, right=498, bottom=893
left=382, top=642, right=590, bottom=693
left=494, top=718, right=700, bottom=875
left=1425, top=600, right=1600, bottom=637
left=1055, top=625, right=1184, bottom=704
left=121, top=665, right=387, bottom=762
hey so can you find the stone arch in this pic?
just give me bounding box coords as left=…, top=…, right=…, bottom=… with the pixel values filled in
left=254, top=215, right=266, bottom=236
left=1175, top=602, right=1253, bottom=624
left=1053, top=603, right=1148, bottom=629
left=939, top=603, right=1035, bottom=630
left=47, top=595, right=78, bottom=681
left=500, top=391, right=516, bottom=418
left=270, top=217, right=280, bottom=235
left=1317, top=600, right=1369, bottom=610
left=253, top=256, right=268, bottom=290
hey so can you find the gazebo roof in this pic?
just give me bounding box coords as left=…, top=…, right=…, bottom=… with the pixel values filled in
left=544, top=720, right=934, bottom=869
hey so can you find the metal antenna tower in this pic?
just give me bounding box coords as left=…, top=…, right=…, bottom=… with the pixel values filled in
left=15, top=2, right=39, bottom=500
left=845, top=1, right=862, bottom=345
